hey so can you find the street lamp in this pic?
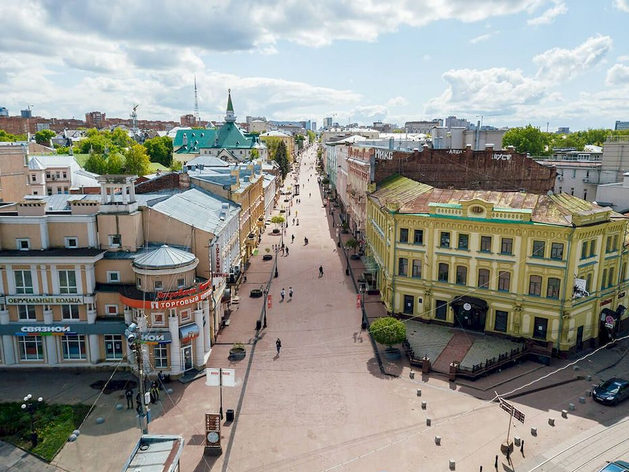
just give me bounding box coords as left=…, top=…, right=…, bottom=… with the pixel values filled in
left=125, top=322, right=149, bottom=434
left=336, top=228, right=340, bottom=248
left=21, top=394, right=43, bottom=447
left=359, top=283, right=368, bottom=330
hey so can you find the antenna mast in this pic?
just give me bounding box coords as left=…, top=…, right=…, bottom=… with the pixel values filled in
left=194, top=76, right=200, bottom=123
left=130, top=104, right=139, bottom=137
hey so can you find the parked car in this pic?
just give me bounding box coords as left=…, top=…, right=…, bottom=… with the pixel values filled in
left=593, top=378, right=629, bottom=405
left=597, top=460, right=629, bottom=472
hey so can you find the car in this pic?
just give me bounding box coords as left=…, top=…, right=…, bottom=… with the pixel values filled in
left=593, top=378, right=629, bottom=405
left=598, top=460, right=629, bottom=472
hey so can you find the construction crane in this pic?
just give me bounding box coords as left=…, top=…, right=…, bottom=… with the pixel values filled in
left=130, top=104, right=139, bottom=138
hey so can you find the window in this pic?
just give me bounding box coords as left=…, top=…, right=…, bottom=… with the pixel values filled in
left=456, top=266, right=468, bottom=285
left=399, top=228, right=409, bottom=243
left=154, top=344, right=168, bottom=368
left=547, top=277, right=561, bottom=298
left=498, top=271, right=511, bottom=292
left=614, top=235, right=619, bottom=251
left=62, top=304, right=80, bottom=320
left=411, top=260, right=422, bottom=278
left=47, top=188, right=52, bottom=196
left=62, top=172, right=67, bottom=179
left=602, top=269, right=607, bottom=290
left=107, top=271, right=120, bottom=283
left=606, top=236, right=612, bottom=253
left=458, top=234, right=469, bottom=250
left=581, top=241, right=588, bottom=259
left=154, top=280, right=163, bottom=291
left=550, top=243, right=564, bottom=260
left=589, top=240, right=596, bottom=257
left=586, top=273, right=592, bottom=292
left=494, top=310, right=508, bottom=333
left=59, top=270, right=78, bottom=294
left=480, top=236, right=492, bottom=252
left=152, top=312, right=165, bottom=326
left=18, top=305, right=37, bottom=320
left=108, top=234, right=122, bottom=247
left=608, top=267, right=615, bottom=288
left=31, top=174, right=36, bottom=182
left=532, top=240, right=545, bottom=258
left=177, top=278, right=186, bottom=288
left=19, top=337, right=44, bottom=361
left=398, top=258, right=408, bottom=276
left=137, top=277, right=142, bottom=288
left=17, top=238, right=30, bottom=251
left=105, top=305, right=118, bottom=316
left=533, top=317, right=548, bottom=340
left=63, top=187, right=68, bottom=194
left=440, top=232, right=450, bottom=248
left=438, top=263, right=449, bottom=282
left=583, top=190, right=587, bottom=200
left=500, top=238, right=513, bottom=255
left=46, top=172, right=51, bottom=179
left=104, top=335, right=124, bottom=360
left=14, top=270, right=34, bottom=294
left=181, top=309, right=192, bottom=322
left=435, top=300, right=448, bottom=320
left=65, top=237, right=78, bottom=249
left=413, top=230, right=424, bottom=245
left=62, top=335, right=86, bottom=360
left=529, top=275, right=542, bottom=296
left=403, top=295, right=414, bottom=314
left=478, top=269, right=490, bottom=289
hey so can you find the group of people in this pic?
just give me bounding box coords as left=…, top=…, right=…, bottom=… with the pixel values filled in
left=280, top=286, right=294, bottom=302
left=124, top=374, right=165, bottom=413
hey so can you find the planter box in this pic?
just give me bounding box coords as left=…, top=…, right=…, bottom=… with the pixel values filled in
left=272, top=229, right=280, bottom=234
left=229, top=349, right=246, bottom=360
left=250, top=289, right=263, bottom=298
left=262, top=254, right=273, bottom=261
left=349, top=254, right=360, bottom=260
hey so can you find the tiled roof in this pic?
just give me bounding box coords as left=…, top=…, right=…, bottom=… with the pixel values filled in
left=173, top=123, right=258, bottom=153
left=371, top=174, right=615, bottom=226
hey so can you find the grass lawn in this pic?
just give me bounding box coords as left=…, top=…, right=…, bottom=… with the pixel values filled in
left=0, top=402, right=92, bottom=462
left=73, top=153, right=90, bottom=167
left=149, top=162, right=168, bottom=172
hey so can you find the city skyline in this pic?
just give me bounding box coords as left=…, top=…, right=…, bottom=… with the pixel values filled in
left=1, top=1, right=628, bottom=130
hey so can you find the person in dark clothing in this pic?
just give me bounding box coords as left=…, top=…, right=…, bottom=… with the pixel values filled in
left=125, top=387, right=134, bottom=409
left=276, top=338, right=282, bottom=355
left=319, top=265, right=324, bottom=277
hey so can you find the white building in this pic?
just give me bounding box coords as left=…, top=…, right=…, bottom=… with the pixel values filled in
left=596, top=172, right=629, bottom=212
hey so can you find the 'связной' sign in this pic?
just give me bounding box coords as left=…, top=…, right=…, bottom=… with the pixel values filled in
left=16, top=325, right=76, bottom=336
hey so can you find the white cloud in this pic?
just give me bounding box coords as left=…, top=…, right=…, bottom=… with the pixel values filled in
left=606, top=64, right=629, bottom=86
left=387, top=96, right=409, bottom=107
left=618, top=55, right=629, bottom=62
left=349, top=105, right=388, bottom=123
left=533, top=34, right=612, bottom=82
left=470, top=33, right=493, bottom=44
left=614, top=0, right=629, bottom=13
left=527, top=1, right=567, bottom=25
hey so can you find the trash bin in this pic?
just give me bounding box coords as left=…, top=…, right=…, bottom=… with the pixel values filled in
left=226, top=409, right=235, bottom=422
left=256, top=320, right=262, bottom=330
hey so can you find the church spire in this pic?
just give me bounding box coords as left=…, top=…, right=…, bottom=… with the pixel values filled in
left=225, top=89, right=236, bottom=123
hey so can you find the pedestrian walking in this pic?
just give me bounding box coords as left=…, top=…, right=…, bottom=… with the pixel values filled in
left=157, top=371, right=165, bottom=390
left=319, top=265, right=324, bottom=277
left=309, top=193, right=311, bottom=198
left=292, top=217, right=295, bottom=225
left=281, top=288, right=285, bottom=301
left=291, top=234, right=295, bottom=243
left=136, top=392, right=142, bottom=413
left=285, top=247, right=289, bottom=256
left=281, top=243, right=285, bottom=251
left=289, top=287, right=293, bottom=299
left=276, top=338, right=282, bottom=355
left=125, top=387, right=134, bottom=409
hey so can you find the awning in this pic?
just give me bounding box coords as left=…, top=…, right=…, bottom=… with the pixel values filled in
left=179, top=323, right=200, bottom=341
left=601, top=307, right=618, bottom=322
left=450, top=296, right=489, bottom=312
left=361, top=256, right=378, bottom=273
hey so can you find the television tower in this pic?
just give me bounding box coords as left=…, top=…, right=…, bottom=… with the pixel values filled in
left=194, top=75, right=200, bottom=123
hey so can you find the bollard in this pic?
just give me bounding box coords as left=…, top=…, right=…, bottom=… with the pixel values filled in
left=531, top=427, right=537, bottom=436
left=68, top=434, right=77, bottom=442
left=569, top=403, right=575, bottom=411
left=426, top=418, right=432, bottom=426
left=417, top=388, right=422, bottom=397
left=435, top=435, right=441, bottom=445
left=449, top=458, right=455, bottom=470
left=73, top=430, right=80, bottom=436
left=410, top=371, right=415, bottom=379
left=548, top=418, right=555, bottom=426
left=514, top=437, right=521, bottom=447
left=579, top=397, right=586, bottom=404
left=421, top=401, right=427, bottom=410
left=586, top=374, right=592, bottom=381
left=586, top=390, right=592, bottom=397
left=573, top=365, right=580, bottom=371
left=116, top=404, right=123, bottom=411
left=96, top=417, right=105, bottom=424
left=561, top=410, right=568, bottom=418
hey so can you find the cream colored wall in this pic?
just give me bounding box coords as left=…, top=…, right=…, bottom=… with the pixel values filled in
left=0, top=148, right=31, bottom=202
left=0, top=224, right=42, bottom=250
left=94, top=259, right=135, bottom=284
left=48, top=222, right=90, bottom=248
left=96, top=291, right=123, bottom=317
left=97, top=212, right=144, bottom=252
left=136, top=269, right=197, bottom=293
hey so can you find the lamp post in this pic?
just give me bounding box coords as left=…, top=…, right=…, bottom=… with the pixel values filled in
left=21, top=394, right=43, bottom=447
left=336, top=228, right=340, bottom=248
left=360, top=283, right=368, bottom=330
left=274, top=245, right=279, bottom=278
left=125, top=322, right=148, bottom=434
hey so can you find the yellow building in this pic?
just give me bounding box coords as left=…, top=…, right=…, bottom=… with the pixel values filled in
left=366, top=175, right=629, bottom=356
left=260, top=131, right=294, bottom=162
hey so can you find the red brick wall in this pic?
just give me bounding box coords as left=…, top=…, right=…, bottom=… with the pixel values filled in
left=135, top=173, right=190, bottom=194
left=373, top=147, right=556, bottom=194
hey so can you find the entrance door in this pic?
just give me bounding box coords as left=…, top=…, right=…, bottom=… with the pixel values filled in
left=403, top=295, right=414, bottom=315
left=181, top=345, right=193, bottom=372
left=454, top=305, right=486, bottom=331
left=576, top=326, right=584, bottom=352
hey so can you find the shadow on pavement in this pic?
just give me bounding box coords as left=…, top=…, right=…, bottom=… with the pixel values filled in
left=366, top=357, right=401, bottom=379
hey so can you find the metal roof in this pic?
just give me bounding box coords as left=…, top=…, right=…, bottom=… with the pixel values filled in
left=133, top=244, right=196, bottom=269
left=121, top=435, right=184, bottom=472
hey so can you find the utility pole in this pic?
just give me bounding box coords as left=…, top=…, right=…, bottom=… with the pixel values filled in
left=194, top=75, right=200, bottom=123
left=126, top=323, right=148, bottom=434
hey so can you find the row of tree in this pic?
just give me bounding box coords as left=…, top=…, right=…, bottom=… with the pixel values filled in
left=502, top=125, right=629, bottom=156
left=83, top=144, right=152, bottom=176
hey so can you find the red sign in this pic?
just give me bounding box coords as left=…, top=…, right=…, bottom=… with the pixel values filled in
left=267, top=295, right=272, bottom=309
left=357, top=294, right=361, bottom=309
left=156, top=280, right=211, bottom=300
left=601, top=299, right=612, bottom=307
left=215, top=243, right=221, bottom=273
left=120, top=282, right=212, bottom=310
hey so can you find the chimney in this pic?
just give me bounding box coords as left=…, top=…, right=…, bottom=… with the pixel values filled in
left=17, top=200, right=46, bottom=216
left=70, top=199, right=100, bottom=215
left=485, top=143, right=494, bottom=152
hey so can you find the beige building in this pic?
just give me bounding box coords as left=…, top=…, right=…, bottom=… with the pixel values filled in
left=0, top=145, right=31, bottom=203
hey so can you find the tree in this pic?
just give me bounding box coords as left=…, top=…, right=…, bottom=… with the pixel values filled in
left=124, top=144, right=150, bottom=176
left=307, top=130, right=316, bottom=143
left=35, top=129, right=56, bottom=146
left=295, top=134, right=305, bottom=150
left=110, top=128, right=133, bottom=148
left=0, top=129, right=27, bottom=142
left=271, top=215, right=285, bottom=230
left=502, top=125, right=551, bottom=156
left=143, top=135, right=172, bottom=166
left=107, top=152, right=124, bottom=174
left=83, top=152, right=107, bottom=174
left=274, top=140, right=290, bottom=179
left=369, top=316, right=407, bottom=348
left=170, top=160, right=183, bottom=171
left=345, top=238, right=359, bottom=254
left=249, top=148, right=260, bottom=161
left=264, top=136, right=282, bottom=160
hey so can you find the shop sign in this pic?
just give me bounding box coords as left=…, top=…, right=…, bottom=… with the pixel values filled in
left=619, top=292, right=625, bottom=299
left=601, top=298, right=612, bottom=307
left=6, top=295, right=84, bottom=305
left=16, top=325, right=76, bottom=336
left=156, top=280, right=211, bottom=301
left=492, top=153, right=511, bottom=161
left=374, top=149, right=393, bottom=160
left=141, top=332, right=172, bottom=345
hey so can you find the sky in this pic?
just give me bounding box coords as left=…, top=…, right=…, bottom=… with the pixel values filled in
left=1, top=0, right=628, bottom=131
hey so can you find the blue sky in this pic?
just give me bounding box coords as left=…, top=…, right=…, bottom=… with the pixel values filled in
left=1, top=0, right=628, bottom=130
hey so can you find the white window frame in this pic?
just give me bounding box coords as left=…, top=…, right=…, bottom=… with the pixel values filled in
left=104, top=334, right=124, bottom=360
left=14, top=270, right=34, bottom=294
left=154, top=280, right=163, bottom=291
left=19, top=336, right=44, bottom=361
left=107, top=271, right=121, bottom=283
left=152, top=312, right=165, bottom=326
left=105, top=304, right=119, bottom=316
left=154, top=344, right=168, bottom=368
left=58, top=270, right=78, bottom=294
left=65, top=237, right=78, bottom=249
left=18, top=304, right=37, bottom=320
left=17, top=238, right=30, bottom=251
left=108, top=234, right=121, bottom=248
left=61, top=304, right=80, bottom=320
left=181, top=308, right=191, bottom=323
left=177, top=278, right=185, bottom=288
left=61, top=334, right=87, bottom=360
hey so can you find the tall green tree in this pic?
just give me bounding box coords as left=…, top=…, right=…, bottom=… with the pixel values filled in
left=107, top=153, right=124, bottom=174
left=83, top=152, right=107, bottom=174
left=124, top=144, right=151, bottom=176
left=274, top=141, right=290, bottom=178
left=295, top=134, right=305, bottom=150
left=143, top=135, right=173, bottom=166
left=35, top=129, right=56, bottom=146
left=307, top=130, right=316, bottom=143
left=502, top=125, right=551, bottom=156
left=0, top=129, right=27, bottom=141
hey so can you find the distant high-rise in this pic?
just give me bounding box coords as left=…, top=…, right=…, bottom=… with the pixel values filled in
left=180, top=114, right=197, bottom=127
left=324, top=117, right=333, bottom=128
left=445, top=115, right=469, bottom=129
left=85, top=111, right=106, bottom=129
left=615, top=120, right=629, bottom=131
left=20, top=109, right=32, bottom=119
left=0, top=107, right=8, bottom=117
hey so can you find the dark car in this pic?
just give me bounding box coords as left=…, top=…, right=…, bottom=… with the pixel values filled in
left=593, top=378, right=629, bottom=405
left=598, top=460, right=629, bottom=472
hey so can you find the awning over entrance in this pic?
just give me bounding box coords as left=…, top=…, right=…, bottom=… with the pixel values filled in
left=450, top=296, right=489, bottom=312
left=179, top=323, right=200, bottom=341
left=361, top=256, right=378, bottom=273
left=601, top=307, right=618, bottom=321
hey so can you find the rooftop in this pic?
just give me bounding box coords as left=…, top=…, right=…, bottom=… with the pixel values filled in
left=121, top=435, right=184, bottom=472
left=133, top=244, right=197, bottom=269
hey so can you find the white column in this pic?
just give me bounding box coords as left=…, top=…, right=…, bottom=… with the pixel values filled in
left=85, top=266, right=95, bottom=294
left=202, top=299, right=212, bottom=355
left=129, top=184, right=136, bottom=202
left=87, top=218, right=97, bottom=248
left=169, top=314, right=181, bottom=375
left=45, top=336, right=58, bottom=365
left=0, top=310, right=15, bottom=365
left=193, top=309, right=204, bottom=367
left=75, top=265, right=83, bottom=295
left=40, top=265, right=49, bottom=294
left=89, top=335, right=99, bottom=364
left=122, top=187, right=129, bottom=204
left=40, top=221, right=49, bottom=249
left=43, top=307, right=53, bottom=324
left=6, top=265, right=14, bottom=293
left=31, top=265, right=40, bottom=294
left=51, top=266, right=59, bottom=294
